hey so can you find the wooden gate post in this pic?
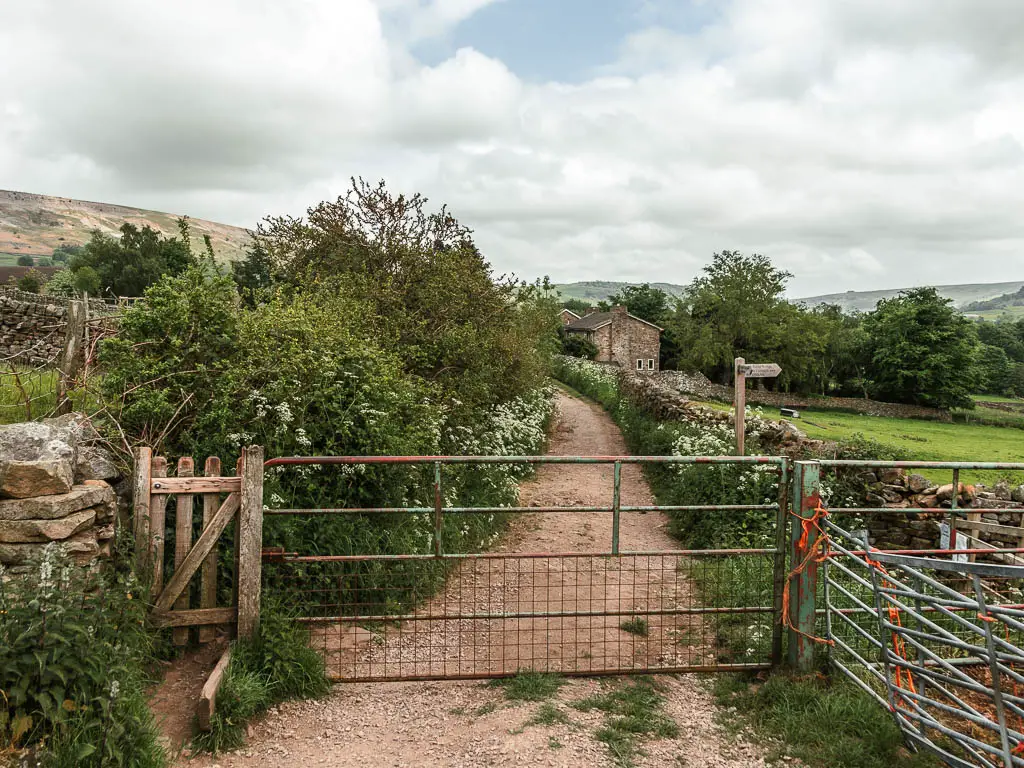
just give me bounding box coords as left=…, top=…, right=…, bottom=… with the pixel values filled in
left=734, top=357, right=746, bottom=455
left=56, top=300, right=86, bottom=415
left=132, top=446, right=153, bottom=572
left=788, top=460, right=822, bottom=673
left=236, top=445, right=265, bottom=640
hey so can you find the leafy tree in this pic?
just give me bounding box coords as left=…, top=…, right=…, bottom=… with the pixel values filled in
left=559, top=328, right=598, bottom=359
left=976, top=319, right=1024, bottom=363
left=861, top=288, right=978, bottom=409
left=976, top=344, right=1015, bottom=395
left=559, top=297, right=592, bottom=315
left=16, top=255, right=33, bottom=266
left=231, top=241, right=274, bottom=303
left=69, top=223, right=194, bottom=298
left=51, top=243, right=84, bottom=264
left=667, top=251, right=792, bottom=383
left=599, top=284, right=670, bottom=326
left=42, top=267, right=78, bottom=297
left=16, top=269, right=44, bottom=293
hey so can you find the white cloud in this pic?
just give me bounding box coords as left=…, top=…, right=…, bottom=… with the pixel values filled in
left=2, top=0, right=1024, bottom=295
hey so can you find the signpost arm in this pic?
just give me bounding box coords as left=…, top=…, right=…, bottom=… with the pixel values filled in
left=734, top=357, right=745, bottom=456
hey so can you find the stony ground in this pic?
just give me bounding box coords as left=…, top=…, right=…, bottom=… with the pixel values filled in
left=178, top=391, right=769, bottom=767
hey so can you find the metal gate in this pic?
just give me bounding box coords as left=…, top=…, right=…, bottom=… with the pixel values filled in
left=261, top=455, right=788, bottom=682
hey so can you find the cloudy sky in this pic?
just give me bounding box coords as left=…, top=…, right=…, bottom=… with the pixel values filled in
left=2, top=0, right=1024, bottom=296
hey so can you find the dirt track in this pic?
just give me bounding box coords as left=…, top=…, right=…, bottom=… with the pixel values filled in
left=180, top=391, right=768, bottom=767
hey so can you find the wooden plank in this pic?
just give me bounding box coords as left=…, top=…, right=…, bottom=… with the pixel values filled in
left=153, top=493, right=240, bottom=614
left=955, top=519, right=1024, bottom=537
left=236, top=446, right=265, bottom=640
left=150, top=457, right=169, bottom=596
left=734, top=357, right=746, bottom=456
left=150, top=607, right=237, bottom=629
left=132, top=447, right=152, bottom=571
left=197, top=647, right=232, bottom=732
left=151, top=477, right=241, bottom=494
left=967, top=510, right=981, bottom=563
left=199, top=456, right=222, bottom=644
left=173, top=457, right=195, bottom=646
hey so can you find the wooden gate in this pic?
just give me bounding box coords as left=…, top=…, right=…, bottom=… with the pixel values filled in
left=132, top=445, right=265, bottom=640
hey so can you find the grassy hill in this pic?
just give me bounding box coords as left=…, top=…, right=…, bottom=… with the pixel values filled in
left=554, top=280, right=687, bottom=304
left=0, top=190, right=251, bottom=264
left=796, top=281, right=1024, bottom=312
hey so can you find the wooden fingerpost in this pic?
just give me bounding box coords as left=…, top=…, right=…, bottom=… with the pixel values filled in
left=132, top=447, right=153, bottom=572
left=236, top=446, right=265, bottom=640
left=150, top=457, right=169, bottom=595
left=199, top=457, right=221, bottom=643
left=734, top=357, right=746, bottom=456
left=173, top=457, right=195, bottom=646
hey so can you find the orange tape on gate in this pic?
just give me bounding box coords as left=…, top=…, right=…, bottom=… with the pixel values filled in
left=861, top=553, right=917, bottom=708
left=781, top=502, right=835, bottom=647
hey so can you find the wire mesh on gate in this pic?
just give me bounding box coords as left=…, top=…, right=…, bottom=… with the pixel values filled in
left=825, top=519, right=1024, bottom=768
left=260, top=454, right=790, bottom=681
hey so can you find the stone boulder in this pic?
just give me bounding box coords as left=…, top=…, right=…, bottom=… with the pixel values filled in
left=906, top=474, right=930, bottom=493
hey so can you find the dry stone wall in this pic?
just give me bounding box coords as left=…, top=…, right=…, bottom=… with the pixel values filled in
left=0, top=414, right=121, bottom=573
left=0, top=288, right=117, bottom=366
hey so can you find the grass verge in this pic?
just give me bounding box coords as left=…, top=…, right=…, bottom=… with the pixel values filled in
left=713, top=673, right=940, bottom=768
left=492, top=671, right=566, bottom=702
left=571, top=677, right=679, bottom=767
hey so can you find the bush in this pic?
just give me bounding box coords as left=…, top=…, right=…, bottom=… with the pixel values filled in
left=559, top=330, right=598, bottom=360
left=0, top=545, right=165, bottom=767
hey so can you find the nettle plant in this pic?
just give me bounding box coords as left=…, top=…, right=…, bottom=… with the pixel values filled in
left=0, top=545, right=164, bottom=767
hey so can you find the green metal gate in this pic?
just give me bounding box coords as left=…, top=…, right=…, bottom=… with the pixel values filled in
left=261, top=455, right=789, bottom=682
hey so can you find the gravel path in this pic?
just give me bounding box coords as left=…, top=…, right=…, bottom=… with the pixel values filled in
left=180, top=391, right=768, bottom=767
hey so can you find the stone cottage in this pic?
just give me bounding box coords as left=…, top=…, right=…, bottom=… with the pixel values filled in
left=559, top=308, right=581, bottom=326
left=563, top=305, right=662, bottom=371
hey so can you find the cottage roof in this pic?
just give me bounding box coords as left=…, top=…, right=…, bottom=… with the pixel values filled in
left=564, top=311, right=663, bottom=332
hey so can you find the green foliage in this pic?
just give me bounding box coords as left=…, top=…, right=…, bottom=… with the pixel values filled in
left=193, top=604, right=328, bottom=755
left=523, top=702, right=570, bottom=727
left=862, top=288, right=978, bottom=409
left=51, top=244, right=84, bottom=264
left=16, top=268, right=44, bottom=293
left=976, top=344, right=1015, bottom=395
left=0, top=545, right=165, bottom=767
left=571, top=677, right=679, bottom=768
left=16, top=255, right=34, bottom=267
left=618, top=617, right=649, bottom=637
left=559, top=297, right=592, bottom=315
left=559, top=328, right=598, bottom=359
left=69, top=223, right=194, bottom=298
left=713, top=673, right=939, bottom=768
left=599, top=283, right=670, bottom=325
left=494, top=671, right=566, bottom=702
left=42, top=268, right=78, bottom=298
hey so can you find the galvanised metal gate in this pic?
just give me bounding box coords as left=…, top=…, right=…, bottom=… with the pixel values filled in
left=261, top=455, right=789, bottom=682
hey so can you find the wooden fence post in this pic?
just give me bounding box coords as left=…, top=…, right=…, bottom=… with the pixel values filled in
left=132, top=447, right=153, bottom=572
left=173, top=457, right=195, bottom=646
left=56, top=300, right=86, bottom=415
left=199, top=457, right=222, bottom=644
left=236, top=446, right=265, bottom=640
left=150, top=457, right=169, bottom=595
left=734, top=357, right=746, bottom=456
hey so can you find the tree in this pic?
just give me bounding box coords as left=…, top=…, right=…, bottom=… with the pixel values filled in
left=231, top=241, right=274, bottom=302
left=667, top=251, right=793, bottom=383
left=862, top=288, right=978, bottom=409
left=559, top=297, right=592, bottom=315
left=43, top=268, right=78, bottom=297
left=976, top=344, right=1014, bottom=395
left=559, top=329, right=598, bottom=359
left=69, top=223, right=194, bottom=298
left=16, top=269, right=44, bottom=293
left=599, top=284, right=670, bottom=326
left=16, top=255, right=33, bottom=267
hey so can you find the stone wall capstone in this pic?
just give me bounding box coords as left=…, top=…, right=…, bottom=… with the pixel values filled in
left=0, top=414, right=121, bottom=573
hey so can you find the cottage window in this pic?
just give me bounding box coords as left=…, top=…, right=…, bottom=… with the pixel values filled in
left=636, top=359, right=643, bottom=370
left=647, top=359, right=655, bottom=370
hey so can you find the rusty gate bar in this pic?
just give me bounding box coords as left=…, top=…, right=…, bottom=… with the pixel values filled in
left=262, top=454, right=789, bottom=681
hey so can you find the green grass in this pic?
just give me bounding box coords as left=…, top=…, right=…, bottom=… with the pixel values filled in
left=492, top=671, right=566, bottom=702
left=571, top=677, right=679, bottom=767
left=619, top=617, right=649, bottom=637
left=971, top=393, right=1024, bottom=404
left=697, top=400, right=1024, bottom=486
left=524, top=702, right=571, bottom=727
left=713, top=673, right=940, bottom=768
left=0, top=368, right=104, bottom=425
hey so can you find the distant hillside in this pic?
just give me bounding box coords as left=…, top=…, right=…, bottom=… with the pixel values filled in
left=0, top=190, right=251, bottom=264
left=555, top=281, right=687, bottom=304
left=795, top=281, right=1024, bottom=312
left=963, top=286, right=1024, bottom=313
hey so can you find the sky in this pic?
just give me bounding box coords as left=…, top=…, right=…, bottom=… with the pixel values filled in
left=2, top=0, right=1024, bottom=297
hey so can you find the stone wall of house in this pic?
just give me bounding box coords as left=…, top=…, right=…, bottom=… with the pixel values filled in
left=656, top=369, right=952, bottom=422
left=609, top=307, right=632, bottom=370
left=593, top=324, right=612, bottom=363
left=0, top=415, right=121, bottom=573
left=857, top=467, right=1024, bottom=551
left=0, top=288, right=118, bottom=366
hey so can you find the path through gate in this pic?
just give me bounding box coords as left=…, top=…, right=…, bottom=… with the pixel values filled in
left=261, top=455, right=789, bottom=682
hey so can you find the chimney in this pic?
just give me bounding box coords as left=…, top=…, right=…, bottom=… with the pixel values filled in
left=584, top=307, right=598, bottom=316
left=611, top=305, right=627, bottom=316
